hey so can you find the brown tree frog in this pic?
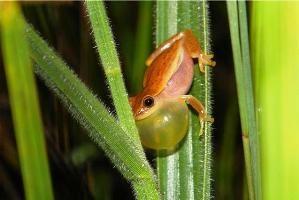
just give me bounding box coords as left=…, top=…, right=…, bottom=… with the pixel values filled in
left=129, top=29, right=215, bottom=150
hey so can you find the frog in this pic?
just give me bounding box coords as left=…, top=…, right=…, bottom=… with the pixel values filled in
left=129, top=29, right=215, bottom=150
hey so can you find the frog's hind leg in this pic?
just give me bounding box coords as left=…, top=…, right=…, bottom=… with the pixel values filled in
left=146, top=29, right=216, bottom=72
left=145, top=32, right=185, bottom=66
left=182, top=30, right=216, bottom=73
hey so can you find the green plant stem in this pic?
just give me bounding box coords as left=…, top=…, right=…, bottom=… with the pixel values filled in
left=0, top=2, right=54, bottom=200
left=129, top=1, right=152, bottom=94
left=25, top=25, right=159, bottom=200
left=227, top=1, right=261, bottom=200
left=155, top=1, right=179, bottom=199
left=85, top=0, right=140, bottom=142
left=194, top=1, right=213, bottom=198
left=156, top=1, right=213, bottom=199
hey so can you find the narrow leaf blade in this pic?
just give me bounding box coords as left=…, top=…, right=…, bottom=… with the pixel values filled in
left=0, top=3, right=54, bottom=200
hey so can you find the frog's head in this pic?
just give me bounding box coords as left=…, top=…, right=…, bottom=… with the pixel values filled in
left=130, top=96, right=189, bottom=150
left=129, top=93, right=160, bottom=120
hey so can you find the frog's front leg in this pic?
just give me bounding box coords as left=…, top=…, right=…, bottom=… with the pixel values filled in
left=178, top=95, right=214, bottom=123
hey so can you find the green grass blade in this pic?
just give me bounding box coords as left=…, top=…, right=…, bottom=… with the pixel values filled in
left=190, top=2, right=213, bottom=198
left=251, top=2, right=299, bottom=200
left=177, top=4, right=193, bottom=198
left=128, top=1, right=152, bottom=94
left=85, top=0, right=140, bottom=142
left=155, top=2, right=179, bottom=199
left=25, top=25, right=159, bottom=200
left=156, top=1, right=214, bottom=199
left=227, top=1, right=261, bottom=199
left=0, top=3, right=54, bottom=200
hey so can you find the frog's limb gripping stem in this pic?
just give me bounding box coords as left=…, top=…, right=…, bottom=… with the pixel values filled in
left=199, top=54, right=216, bottom=73
left=182, top=30, right=216, bottom=73
left=179, top=95, right=214, bottom=123
left=146, top=29, right=216, bottom=72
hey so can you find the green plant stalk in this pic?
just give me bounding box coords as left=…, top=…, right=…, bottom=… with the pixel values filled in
left=239, top=2, right=260, bottom=199
left=129, top=1, right=152, bottom=94
left=156, top=1, right=213, bottom=199
left=177, top=4, right=193, bottom=198
left=25, top=25, right=159, bottom=200
left=227, top=1, right=261, bottom=199
left=155, top=1, right=180, bottom=199
left=85, top=0, right=140, bottom=142
left=178, top=1, right=213, bottom=199
left=192, top=1, right=213, bottom=198
left=227, top=4, right=254, bottom=199
left=0, top=3, right=54, bottom=200
left=251, top=2, right=299, bottom=200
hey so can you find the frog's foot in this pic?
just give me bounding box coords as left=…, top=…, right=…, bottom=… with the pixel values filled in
left=199, top=114, right=214, bottom=123
left=179, top=95, right=214, bottom=124
left=198, top=114, right=214, bottom=137
left=199, top=54, right=216, bottom=73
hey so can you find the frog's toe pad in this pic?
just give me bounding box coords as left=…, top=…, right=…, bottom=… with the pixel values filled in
left=200, top=115, right=214, bottom=123
left=200, top=54, right=216, bottom=67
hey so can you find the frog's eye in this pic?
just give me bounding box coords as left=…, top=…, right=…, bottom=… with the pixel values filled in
left=143, top=96, right=155, bottom=108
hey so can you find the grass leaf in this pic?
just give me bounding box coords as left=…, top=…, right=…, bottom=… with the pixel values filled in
left=85, top=0, right=140, bottom=142
left=155, top=2, right=179, bottom=199
left=156, top=1, right=214, bottom=199
left=0, top=2, right=54, bottom=200
left=227, top=1, right=262, bottom=199
left=25, top=24, right=159, bottom=200
left=251, top=2, right=299, bottom=199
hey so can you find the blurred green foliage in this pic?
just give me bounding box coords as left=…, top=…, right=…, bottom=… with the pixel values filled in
left=251, top=2, right=299, bottom=199
left=0, top=2, right=53, bottom=200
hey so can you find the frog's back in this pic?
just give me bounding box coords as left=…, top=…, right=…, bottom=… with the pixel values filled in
left=143, top=39, right=183, bottom=96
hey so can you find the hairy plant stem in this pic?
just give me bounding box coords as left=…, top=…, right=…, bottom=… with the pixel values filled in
left=26, top=24, right=159, bottom=200
left=156, top=1, right=214, bottom=199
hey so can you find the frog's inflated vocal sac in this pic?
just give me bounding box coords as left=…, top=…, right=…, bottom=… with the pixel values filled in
left=129, top=29, right=216, bottom=150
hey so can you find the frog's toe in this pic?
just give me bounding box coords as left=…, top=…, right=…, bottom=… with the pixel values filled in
left=199, top=114, right=214, bottom=123
left=199, top=54, right=216, bottom=69
left=206, top=54, right=214, bottom=59
left=199, top=62, right=206, bottom=73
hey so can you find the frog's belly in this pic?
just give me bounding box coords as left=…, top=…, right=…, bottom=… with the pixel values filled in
left=159, top=51, right=194, bottom=97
